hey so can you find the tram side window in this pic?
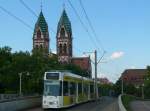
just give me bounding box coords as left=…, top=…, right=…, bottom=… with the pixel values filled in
left=98, top=87, right=101, bottom=97
left=70, top=82, right=76, bottom=95
left=63, top=81, right=69, bottom=96
left=78, top=83, right=82, bottom=94
left=84, top=84, right=88, bottom=94
left=90, top=84, right=94, bottom=93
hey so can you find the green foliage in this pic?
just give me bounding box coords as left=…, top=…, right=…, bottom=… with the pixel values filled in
left=122, top=95, right=136, bottom=111
left=100, top=84, right=114, bottom=96
left=144, top=66, right=150, bottom=98
left=114, top=79, right=122, bottom=96
left=114, top=79, right=140, bottom=97
left=0, top=46, right=88, bottom=94
left=124, top=84, right=137, bottom=95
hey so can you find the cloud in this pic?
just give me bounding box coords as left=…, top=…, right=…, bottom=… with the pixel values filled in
left=131, top=66, right=136, bottom=69
left=110, top=51, right=124, bottom=60
left=51, top=50, right=56, bottom=54
left=82, top=53, right=95, bottom=61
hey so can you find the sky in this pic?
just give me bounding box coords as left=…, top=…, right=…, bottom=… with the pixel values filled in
left=0, top=0, right=150, bottom=83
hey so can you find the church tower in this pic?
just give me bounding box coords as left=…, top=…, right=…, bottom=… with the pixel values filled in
left=56, top=9, right=72, bottom=63
left=33, top=11, right=49, bottom=53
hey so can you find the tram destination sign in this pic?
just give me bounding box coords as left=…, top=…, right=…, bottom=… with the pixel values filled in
left=46, top=73, right=59, bottom=80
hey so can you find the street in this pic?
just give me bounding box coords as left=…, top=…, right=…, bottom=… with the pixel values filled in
left=130, top=100, right=150, bottom=111
left=23, top=96, right=118, bottom=111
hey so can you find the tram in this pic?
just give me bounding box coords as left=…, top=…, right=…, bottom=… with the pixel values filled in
left=42, top=71, right=101, bottom=109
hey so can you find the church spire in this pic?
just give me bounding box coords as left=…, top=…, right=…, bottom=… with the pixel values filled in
left=40, top=0, right=43, bottom=12
left=57, top=9, right=72, bottom=36
left=33, top=11, right=49, bottom=54
left=63, top=0, right=65, bottom=10
left=56, top=9, right=72, bottom=63
left=35, top=11, right=48, bottom=36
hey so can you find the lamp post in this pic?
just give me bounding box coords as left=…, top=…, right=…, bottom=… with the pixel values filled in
left=142, top=83, right=144, bottom=99
left=18, top=72, right=30, bottom=96
left=83, top=50, right=106, bottom=100
left=121, top=77, right=124, bottom=95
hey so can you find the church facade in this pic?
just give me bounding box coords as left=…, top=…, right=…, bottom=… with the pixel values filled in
left=33, top=11, right=49, bottom=54
left=56, top=10, right=72, bottom=63
left=33, top=9, right=91, bottom=78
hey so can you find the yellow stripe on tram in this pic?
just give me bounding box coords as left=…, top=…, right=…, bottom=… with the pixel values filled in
left=63, top=96, right=72, bottom=106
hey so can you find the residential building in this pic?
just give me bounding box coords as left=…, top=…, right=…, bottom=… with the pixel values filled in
left=121, top=69, right=147, bottom=87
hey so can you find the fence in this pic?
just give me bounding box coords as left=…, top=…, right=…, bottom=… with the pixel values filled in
left=0, top=94, right=39, bottom=102
left=0, top=96, right=41, bottom=111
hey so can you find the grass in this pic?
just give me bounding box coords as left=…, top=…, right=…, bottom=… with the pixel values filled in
left=121, top=95, right=136, bottom=111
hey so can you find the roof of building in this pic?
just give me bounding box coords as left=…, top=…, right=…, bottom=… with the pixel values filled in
left=98, top=77, right=111, bottom=84
left=71, top=57, right=91, bottom=71
left=121, top=69, right=147, bottom=85
left=34, top=11, right=48, bottom=37
left=122, top=69, right=147, bottom=77
left=57, top=9, right=72, bottom=35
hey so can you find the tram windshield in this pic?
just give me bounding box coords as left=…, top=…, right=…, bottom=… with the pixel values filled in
left=44, top=81, right=62, bottom=96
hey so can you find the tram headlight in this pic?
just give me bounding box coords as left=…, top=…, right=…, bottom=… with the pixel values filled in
left=53, top=101, right=57, bottom=104
left=49, top=101, right=57, bottom=105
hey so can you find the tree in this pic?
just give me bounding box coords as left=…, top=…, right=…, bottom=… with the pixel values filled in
left=0, top=46, right=90, bottom=94
left=0, top=46, right=13, bottom=93
left=144, top=66, right=150, bottom=98
left=114, top=79, right=138, bottom=96
left=114, top=79, right=122, bottom=96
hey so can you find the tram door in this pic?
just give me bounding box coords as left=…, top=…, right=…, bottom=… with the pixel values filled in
left=70, top=82, right=76, bottom=104
left=76, top=82, right=78, bottom=103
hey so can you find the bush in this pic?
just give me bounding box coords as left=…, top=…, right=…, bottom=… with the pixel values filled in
left=121, top=95, right=136, bottom=111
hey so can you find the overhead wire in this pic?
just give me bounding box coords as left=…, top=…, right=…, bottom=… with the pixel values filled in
left=50, top=29, right=84, bottom=54
left=79, top=0, right=105, bottom=52
left=19, top=0, right=56, bottom=52
left=0, top=5, right=33, bottom=30
left=63, top=0, right=85, bottom=54
left=20, top=0, right=58, bottom=38
left=67, top=0, right=103, bottom=53
left=0, top=0, right=86, bottom=55
left=19, top=0, right=38, bottom=17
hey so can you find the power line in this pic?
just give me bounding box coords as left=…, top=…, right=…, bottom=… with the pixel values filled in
left=20, top=0, right=38, bottom=17
left=40, top=0, right=43, bottom=11
left=20, top=0, right=56, bottom=35
left=12, top=0, right=85, bottom=53
left=0, top=5, right=33, bottom=30
left=50, top=29, right=84, bottom=54
left=67, top=0, right=102, bottom=52
left=79, top=0, right=105, bottom=52
left=19, top=0, right=90, bottom=55
left=74, top=46, right=84, bottom=54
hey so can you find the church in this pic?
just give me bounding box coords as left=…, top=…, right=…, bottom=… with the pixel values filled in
left=32, top=9, right=92, bottom=78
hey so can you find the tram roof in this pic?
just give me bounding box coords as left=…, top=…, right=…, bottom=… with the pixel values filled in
left=45, top=70, right=93, bottom=82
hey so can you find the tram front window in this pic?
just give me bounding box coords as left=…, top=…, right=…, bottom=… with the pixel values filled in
left=44, top=81, right=62, bottom=96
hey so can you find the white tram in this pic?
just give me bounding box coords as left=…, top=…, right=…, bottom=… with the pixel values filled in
left=42, top=71, right=101, bottom=109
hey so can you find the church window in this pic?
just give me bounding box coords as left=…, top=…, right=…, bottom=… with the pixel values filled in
left=60, top=28, right=65, bottom=37
left=59, top=44, right=62, bottom=54
left=63, top=44, right=67, bottom=54
left=69, top=44, right=72, bottom=55
left=37, top=29, right=41, bottom=38
left=36, top=45, right=38, bottom=49
left=40, top=44, right=43, bottom=49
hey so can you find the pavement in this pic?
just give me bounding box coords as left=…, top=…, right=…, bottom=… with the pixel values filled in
left=130, top=100, right=150, bottom=111
left=23, top=96, right=119, bottom=111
